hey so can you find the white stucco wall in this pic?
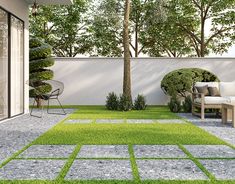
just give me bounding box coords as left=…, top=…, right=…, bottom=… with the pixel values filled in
left=0, top=0, right=29, bottom=113
left=51, top=57, right=235, bottom=105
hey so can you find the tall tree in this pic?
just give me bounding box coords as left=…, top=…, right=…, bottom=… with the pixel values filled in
left=123, top=0, right=132, bottom=99
left=30, top=0, right=91, bottom=57
left=89, top=0, right=167, bottom=57
left=169, top=0, right=235, bottom=57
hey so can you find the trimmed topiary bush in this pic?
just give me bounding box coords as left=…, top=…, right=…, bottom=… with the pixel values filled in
left=106, top=92, right=119, bottom=110
left=118, top=94, right=133, bottom=111
left=29, top=38, right=54, bottom=107
left=133, top=94, right=147, bottom=110
left=161, top=68, right=219, bottom=98
left=182, top=95, right=192, bottom=113
left=168, top=96, right=181, bottom=113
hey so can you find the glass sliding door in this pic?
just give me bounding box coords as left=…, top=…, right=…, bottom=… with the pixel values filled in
left=0, top=9, right=8, bottom=120
left=10, top=16, right=24, bottom=116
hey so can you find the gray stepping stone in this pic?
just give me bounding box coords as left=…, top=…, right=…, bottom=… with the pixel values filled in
left=77, top=145, right=129, bottom=158
left=96, top=119, right=124, bottom=124
left=66, top=160, right=133, bottom=180
left=18, top=145, right=76, bottom=158
left=200, top=160, right=235, bottom=180
left=136, top=160, right=208, bottom=180
left=134, top=145, right=187, bottom=158
left=64, top=119, right=92, bottom=124
left=184, top=145, right=235, bottom=158
left=126, top=119, right=155, bottom=124
left=0, top=159, right=65, bottom=180
left=157, top=119, right=186, bottom=124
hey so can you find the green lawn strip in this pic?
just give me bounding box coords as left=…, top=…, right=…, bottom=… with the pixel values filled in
left=0, top=143, right=33, bottom=169
left=67, top=106, right=180, bottom=120
left=178, top=145, right=215, bottom=182
left=128, top=145, right=141, bottom=182
left=34, top=123, right=226, bottom=145
left=56, top=144, right=82, bottom=181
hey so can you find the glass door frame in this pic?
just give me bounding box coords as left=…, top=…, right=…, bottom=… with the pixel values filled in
left=0, top=6, right=25, bottom=121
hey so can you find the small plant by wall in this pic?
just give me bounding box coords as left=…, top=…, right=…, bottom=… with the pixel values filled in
left=106, top=92, right=147, bottom=111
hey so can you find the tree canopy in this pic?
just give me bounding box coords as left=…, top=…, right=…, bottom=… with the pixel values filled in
left=29, top=0, right=235, bottom=57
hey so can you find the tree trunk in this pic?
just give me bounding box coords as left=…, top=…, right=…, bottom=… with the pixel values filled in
left=123, top=0, right=132, bottom=100
left=200, top=11, right=205, bottom=57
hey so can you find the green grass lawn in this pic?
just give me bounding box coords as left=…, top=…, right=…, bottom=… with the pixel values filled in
left=1, top=106, right=235, bottom=184
left=68, top=106, right=180, bottom=119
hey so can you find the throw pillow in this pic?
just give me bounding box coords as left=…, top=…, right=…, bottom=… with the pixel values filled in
left=208, top=87, right=220, bottom=97
left=195, top=85, right=209, bottom=96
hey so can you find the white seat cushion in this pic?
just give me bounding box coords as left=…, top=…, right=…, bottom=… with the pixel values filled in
left=226, top=96, right=235, bottom=104
left=195, top=82, right=219, bottom=89
left=220, top=82, right=235, bottom=96
left=195, top=97, right=230, bottom=105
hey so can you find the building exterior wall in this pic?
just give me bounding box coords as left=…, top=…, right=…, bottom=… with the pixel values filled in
left=0, top=0, right=29, bottom=113
left=52, top=57, right=235, bottom=105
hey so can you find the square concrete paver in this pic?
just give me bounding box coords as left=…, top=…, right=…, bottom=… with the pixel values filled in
left=184, top=145, right=235, bottom=158
left=96, top=119, right=124, bottom=124
left=126, top=119, right=155, bottom=124
left=64, top=119, right=93, bottom=124
left=134, top=145, right=187, bottom=158
left=200, top=160, right=235, bottom=180
left=157, top=119, right=186, bottom=124
left=18, top=145, right=76, bottom=158
left=66, top=160, right=133, bottom=180
left=0, top=159, right=66, bottom=180
left=77, top=145, right=129, bottom=158
left=136, top=160, right=208, bottom=180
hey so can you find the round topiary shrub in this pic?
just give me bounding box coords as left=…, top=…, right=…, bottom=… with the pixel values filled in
left=29, top=38, right=55, bottom=106
left=161, top=68, right=219, bottom=97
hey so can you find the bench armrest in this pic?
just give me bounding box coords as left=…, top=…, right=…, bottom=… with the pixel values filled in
left=192, top=92, right=205, bottom=104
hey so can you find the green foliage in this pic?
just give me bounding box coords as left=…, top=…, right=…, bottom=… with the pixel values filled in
left=106, top=92, right=119, bottom=110
left=119, top=94, right=133, bottom=111
left=168, top=0, right=235, bottom=57
left=133, top=94, right=147, bottom=110
left=29, top=38, right=54, bottom=98
left=168, top=96, right=181, bottom=113
left=29, top=0, right=91, bottom=57
left=161, top=68, right=220, bottom=97
left=182, top=95, right=192, bottom=113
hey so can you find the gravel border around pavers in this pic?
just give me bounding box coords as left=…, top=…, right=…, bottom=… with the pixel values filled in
left=200, top=159, right=235, bottom=180
left=178, top=113, right=235, bottom=146
left=126, top=119, right=155, bottom=124
left=64, top=119, right=93, bottom=124
left=0, top=109, right=73, bottom=164
left=136, top=159, right=208, bottom=180
left=157, top=119, right=186, bottom=124
left=0, top=159, right=66, bottom=180
left=133, top=145, right=188, bottom=158
left=77, top=145, right=130, bottom=158
left=18, top=145, right=76, bottom=158
left=184, top=145, right=235, bottom=158
left=65, top=159, right=133, bottom=180
left=96, top=119, right=125, bottom=124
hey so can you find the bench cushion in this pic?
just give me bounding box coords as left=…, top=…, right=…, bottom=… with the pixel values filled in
left=195, top=97, right=230, bottom=105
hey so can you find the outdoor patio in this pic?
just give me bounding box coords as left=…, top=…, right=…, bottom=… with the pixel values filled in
left=0, top=107, right=234, bottom=183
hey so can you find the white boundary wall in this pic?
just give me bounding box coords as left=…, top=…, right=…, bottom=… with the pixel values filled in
left=52, top=57, right=235, bottom=105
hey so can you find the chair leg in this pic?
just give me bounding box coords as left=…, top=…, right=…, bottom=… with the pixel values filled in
left=30, top=98, right=43, bottom=118
left=201, top=105, right=205, bottom=120
left=47, top=97, right=66, bottom=115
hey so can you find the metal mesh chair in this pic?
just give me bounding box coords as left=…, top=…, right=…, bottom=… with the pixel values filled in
left=28, top=80, right=66, bottom=118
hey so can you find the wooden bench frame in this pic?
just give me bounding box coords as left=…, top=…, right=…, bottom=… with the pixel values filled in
left=192, top=92, right=222, bottom=120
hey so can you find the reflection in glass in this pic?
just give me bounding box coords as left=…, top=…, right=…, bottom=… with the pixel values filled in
left=0, top=9, right=8, bottom=120
left=11, top=16, right=24, bottom=116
